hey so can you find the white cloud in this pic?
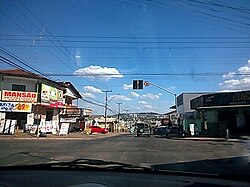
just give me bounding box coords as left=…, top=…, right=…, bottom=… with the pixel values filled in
left=75, top=65, right=123, bottom=81
left=167, top=86, right=176, bottom=90
left=138, top=101, right=147, bottom=104
left=219, top=59, right=250, bottom=91
left=84, top=86, right=102, bottom=93
left=238, top=59, right=250, bottom=74
left=143, top=105, right=153, bottom=109
left=81, top=92, right=95, bottom=99
left=123, top=84, right=133, bottom=90
left=140, top=93, right=160, bottom=100
left=129, top=91, right=139, bottom=98
left=158, top=93, right=162, bottom=96
left=112, top=95, right=132, bottom=101
left=222, top=72, right=235, bottom=79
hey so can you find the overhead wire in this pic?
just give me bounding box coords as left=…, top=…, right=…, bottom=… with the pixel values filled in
left=1, top=34, right=250, bottom=40
left=114, top=0, right=250, bottom=35
left=0, top=9, right=75, bottom=72
left=0, top=47, right=48, bottom=77
left=3, top=44, right=250, bottom=49
left=41, top=72, right=250, bottom=77
left=17, top=0, right=109, bottom=90
left=1, top=38, right=250, bottom=44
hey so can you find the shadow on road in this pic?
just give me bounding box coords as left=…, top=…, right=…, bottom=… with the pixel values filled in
left=150, top=156, right=250, bottom=177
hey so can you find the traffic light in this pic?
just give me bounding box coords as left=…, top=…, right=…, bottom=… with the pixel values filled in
left=133, top=80, right=143, bottom=90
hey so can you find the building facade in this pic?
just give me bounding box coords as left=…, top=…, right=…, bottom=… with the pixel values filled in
left=191, top=90, right=250, bottom=137
left=176, top=93, right=206, bottom=134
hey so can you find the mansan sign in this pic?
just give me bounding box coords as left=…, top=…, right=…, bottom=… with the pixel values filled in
left=2, top=90, right=37, bottom=102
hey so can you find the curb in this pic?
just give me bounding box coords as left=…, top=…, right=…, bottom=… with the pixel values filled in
left=0, top=133, right=125, bottom=140
left=166, top=137, right=246, bottom=142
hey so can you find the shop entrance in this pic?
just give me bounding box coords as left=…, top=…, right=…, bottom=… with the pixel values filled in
left=5, top=112, right=27, bottom=129
left=218, top=109, right=250, bottom=135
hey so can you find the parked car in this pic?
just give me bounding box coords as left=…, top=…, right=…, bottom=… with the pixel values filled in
left=85, top=126, right=108, bottom=135
left=136, top=123, right=151, bottom=137
left=155, top=125, right=179, bottom=137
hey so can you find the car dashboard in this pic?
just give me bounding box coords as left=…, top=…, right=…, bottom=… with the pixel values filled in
left=0, top=169, right=249, bottom=187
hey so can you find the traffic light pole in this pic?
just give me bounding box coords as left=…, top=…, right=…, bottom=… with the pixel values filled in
left=145, top=81, right=177, bottom=110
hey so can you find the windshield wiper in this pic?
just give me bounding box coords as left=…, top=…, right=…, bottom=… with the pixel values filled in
left=47, top=159, right=151, bottom=170
left=0, top=159, right=152, bottom=172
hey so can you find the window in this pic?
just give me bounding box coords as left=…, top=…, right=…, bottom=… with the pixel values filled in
left=12, top=84, right=26, bottom=91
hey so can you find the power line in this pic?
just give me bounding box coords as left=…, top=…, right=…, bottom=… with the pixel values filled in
left=115, top=0, right=250, bottom=35
left=17, top=0, right=109, bottom=89
left=0, top=56, right=27, bottom=70
left=1, top=34, right=250, bottom=39
left=2, top=38, right=250, bottom=44
left=0, top=8, right=76, bottom=72
left=3, top=44, right=250, bottom=49
left=0, top=3, right=107, bottom=90
left=40, top=72, right=250, bottom=77
left=0, top=47, right=48, bottom=77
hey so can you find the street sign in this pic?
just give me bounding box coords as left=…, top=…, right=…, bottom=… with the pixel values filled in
left=144, top=81, right=150, bottom=86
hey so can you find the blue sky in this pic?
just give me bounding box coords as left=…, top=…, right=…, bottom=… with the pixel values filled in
left=0, top=0, right=250, bottom=115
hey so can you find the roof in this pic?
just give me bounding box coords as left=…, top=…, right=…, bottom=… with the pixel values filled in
left=0, top=68, right=65, bottom=90
left=58, top=82, right=82, bottom=99
left=164, top=110, right=177, bottom=115
left=177, top=92, right=215, bottom=97
left=0, top=68, right=44, bottom=79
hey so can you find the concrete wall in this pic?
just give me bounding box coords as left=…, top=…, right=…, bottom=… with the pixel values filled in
left=2, top=76, right=37, bottom=92
left=177, top=93, right=204, bottom=119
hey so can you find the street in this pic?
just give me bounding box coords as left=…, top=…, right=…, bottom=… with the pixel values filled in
left=0, top=134, right=250, bottom=175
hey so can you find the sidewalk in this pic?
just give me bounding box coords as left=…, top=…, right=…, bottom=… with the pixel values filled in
left=0, top=131, right=126, bottom=140
left=167, top=135, right=250, bottom=142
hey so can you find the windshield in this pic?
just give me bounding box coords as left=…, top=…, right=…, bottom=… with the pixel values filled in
left=0, top=0, right=250, bottom=177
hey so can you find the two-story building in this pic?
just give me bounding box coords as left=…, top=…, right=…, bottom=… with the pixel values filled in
left=0, top=69, right=86, bottom=135
left=176, top=93, right=211, bottom=134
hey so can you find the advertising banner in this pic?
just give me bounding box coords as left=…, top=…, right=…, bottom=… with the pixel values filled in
left=41, top=83, right=64, bottom=108
left=0, top=101, right=32, bottom=113
left=45, top=121, right=53, bottom=133
left=2, top=90, right=37, bottom=102
left=59, top=123, right=69, bottom=135
left=60, top=117, right=77, bottom=123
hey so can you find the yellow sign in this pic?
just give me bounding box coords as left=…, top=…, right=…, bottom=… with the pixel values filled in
left=0, top=101, right=32, bottom=113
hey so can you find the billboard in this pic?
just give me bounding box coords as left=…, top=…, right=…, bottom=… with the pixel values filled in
left=41, top=83, right=64, bottom=108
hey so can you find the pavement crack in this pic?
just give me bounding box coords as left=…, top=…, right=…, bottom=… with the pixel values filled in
left=18, top=151, right=58, bottom=162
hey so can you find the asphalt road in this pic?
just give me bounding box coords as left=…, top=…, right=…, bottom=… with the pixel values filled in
left=0, top=134, right=250, bottom=175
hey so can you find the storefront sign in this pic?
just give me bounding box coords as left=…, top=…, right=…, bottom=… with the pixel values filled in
left=191, top=91, right=250, bottom=109
left=2, top=90, right=37, bottom=102
left=60, top=117, right=77, bottom=123
left=0, top=101, right=32, bottom=113
left=41, top=84, right=64, bottom=108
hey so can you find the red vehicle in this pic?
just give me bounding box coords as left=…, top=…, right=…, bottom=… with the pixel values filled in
left=86, top=126, right=108, bottom=134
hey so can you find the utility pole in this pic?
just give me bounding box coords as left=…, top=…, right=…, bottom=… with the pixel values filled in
left=102, top=90, right=112, bottom=129
left=116, top=102, right=123, bottom=133
left=125, top=108, right=130, bottom=131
